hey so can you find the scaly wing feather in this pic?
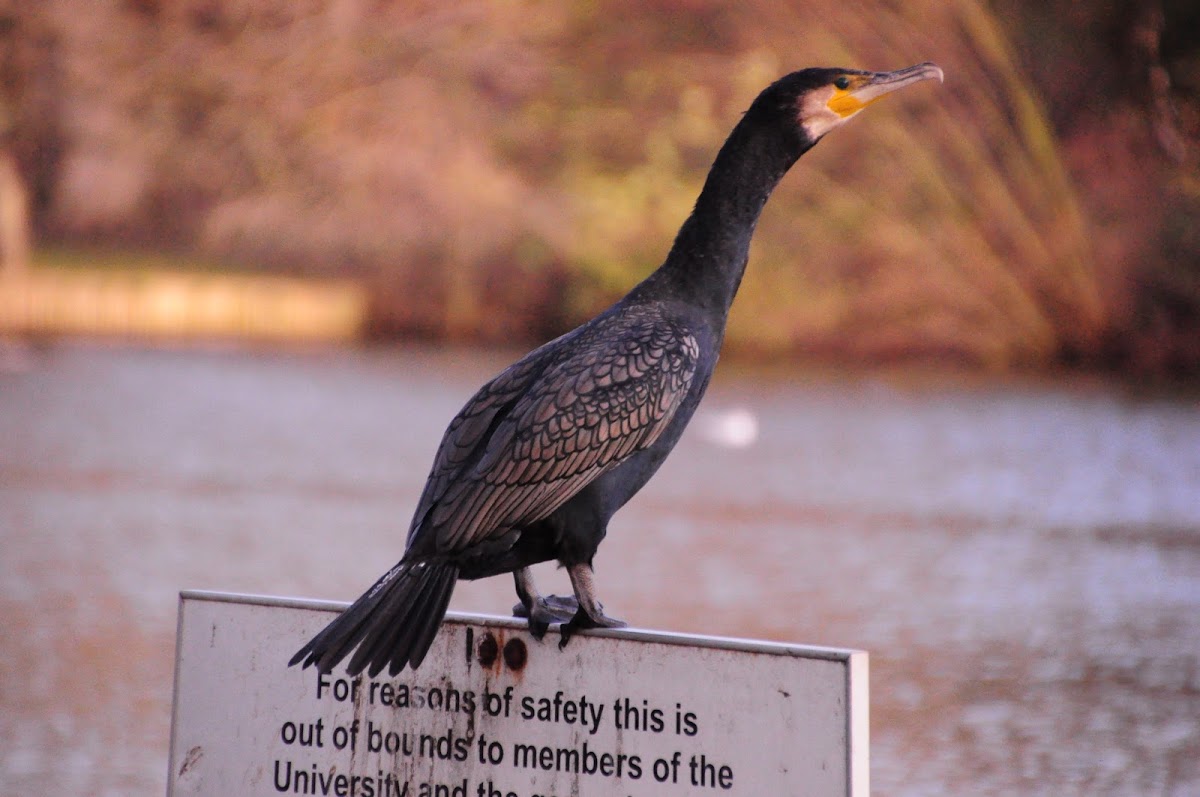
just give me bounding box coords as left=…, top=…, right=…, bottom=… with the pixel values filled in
left=408, top=306, right=700, bottom=556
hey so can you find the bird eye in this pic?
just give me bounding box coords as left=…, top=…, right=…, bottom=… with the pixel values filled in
left=834, top=76, right=851, bottom=90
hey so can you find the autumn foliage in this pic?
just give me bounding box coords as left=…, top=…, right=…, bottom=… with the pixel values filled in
left=3, top=1, right=1197, bottom=372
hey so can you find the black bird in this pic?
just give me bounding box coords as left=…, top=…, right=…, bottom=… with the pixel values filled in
left=291, top=62, right=944, bottom=676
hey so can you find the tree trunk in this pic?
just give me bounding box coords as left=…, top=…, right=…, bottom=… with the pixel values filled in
left=0, top=149, right=29, bottom=279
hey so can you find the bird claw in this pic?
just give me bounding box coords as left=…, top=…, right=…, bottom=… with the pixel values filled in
left=512, top=594, right=580, bottom=640
left=558, top=606, right=627, bottom=649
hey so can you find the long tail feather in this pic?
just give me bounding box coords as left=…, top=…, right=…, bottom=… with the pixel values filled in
left=355, top=563, right=438, bottom=677
left=408, top=565, right=457, bottom=670
left=289, top=558, right=459, bottom=675
left=348, top=563, right=430, bottom=677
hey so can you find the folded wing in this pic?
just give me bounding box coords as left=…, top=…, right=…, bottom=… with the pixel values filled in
left=408, top=308, right=701, bottom=556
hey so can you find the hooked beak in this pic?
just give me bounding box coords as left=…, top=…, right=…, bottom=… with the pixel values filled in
left=855, top=62, right=944, bottom=101
left=828, top=62, right=944, bottom=118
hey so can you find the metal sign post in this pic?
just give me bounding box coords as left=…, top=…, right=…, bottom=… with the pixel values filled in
left=168, top=590, right=868, bottom=796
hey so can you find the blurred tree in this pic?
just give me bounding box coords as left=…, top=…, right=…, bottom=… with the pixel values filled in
left=0, top=9, right=29, bottom=277
left=6, top=0, right=1197, bottom=372
left=992, top=0, right=1200, bottom=374
left=0, top=149, right=28, bottom=278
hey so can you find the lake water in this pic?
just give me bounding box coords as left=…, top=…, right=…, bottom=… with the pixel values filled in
left=1, top=342, right=1198, bottom=796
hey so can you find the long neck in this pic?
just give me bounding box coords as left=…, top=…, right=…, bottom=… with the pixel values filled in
left=635, top=113, right=809, bottom=317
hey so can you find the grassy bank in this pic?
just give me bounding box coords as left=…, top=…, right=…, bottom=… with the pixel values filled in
left=0, top=250, right=365, bottom=343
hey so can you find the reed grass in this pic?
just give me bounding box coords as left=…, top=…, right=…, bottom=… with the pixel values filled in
left=12, top=0, right=1156, bottom=367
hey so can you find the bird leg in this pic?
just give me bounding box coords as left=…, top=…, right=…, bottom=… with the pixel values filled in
left=511, top=567, right=577, bottom=639
left=559, top=563, right=626, bottom=649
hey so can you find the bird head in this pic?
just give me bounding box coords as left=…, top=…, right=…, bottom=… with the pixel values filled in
left=757, top=62, right=944, bottom=144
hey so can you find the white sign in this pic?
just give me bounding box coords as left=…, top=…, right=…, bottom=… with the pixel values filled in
left=168, top=591, right=868, bottom=797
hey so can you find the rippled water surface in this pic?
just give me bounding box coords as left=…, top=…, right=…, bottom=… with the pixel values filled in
left=2, top=343, right=1198, bottom=796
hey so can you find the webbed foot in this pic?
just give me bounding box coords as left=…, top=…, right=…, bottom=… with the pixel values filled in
left=558, top=605, right=626, bottom=649
left=512, top=594, right=579, bottom=639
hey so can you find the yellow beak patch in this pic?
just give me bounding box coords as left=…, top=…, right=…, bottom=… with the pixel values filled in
left=827, top=89, right=867, bottom=119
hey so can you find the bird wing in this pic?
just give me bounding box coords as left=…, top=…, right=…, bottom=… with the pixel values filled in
left=408, top=308, right=700, bottom=555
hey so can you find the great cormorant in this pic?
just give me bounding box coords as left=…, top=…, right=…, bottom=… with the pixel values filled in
left=291, top=62, right=944, bottom=676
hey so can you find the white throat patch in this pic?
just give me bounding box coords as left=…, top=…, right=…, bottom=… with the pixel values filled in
left=798, top=87, right=859, bottom=141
